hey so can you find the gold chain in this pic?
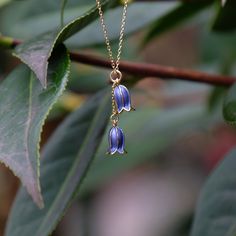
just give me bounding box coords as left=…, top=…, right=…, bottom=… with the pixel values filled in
left=95, top=0, right=129, bottom=71
left=96, top=0, right=129, bottom=127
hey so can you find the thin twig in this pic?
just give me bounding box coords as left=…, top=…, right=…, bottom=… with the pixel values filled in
left=70, top=52, right=235, bottom=86
left=0, top=36, right=235, bottom=87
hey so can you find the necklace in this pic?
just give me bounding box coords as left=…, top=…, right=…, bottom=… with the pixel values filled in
left=96, top=0, right=134, bottom=155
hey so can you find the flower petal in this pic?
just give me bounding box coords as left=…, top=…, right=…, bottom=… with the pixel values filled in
left=114, top=86, right=124, bottom=113
left=114, top=85, right=132, bottom=113
left=108, top=127, right=118, bottom=154
left=119, top=85, right=131, bottom=112
left=117, top=127, right=125, bottom=154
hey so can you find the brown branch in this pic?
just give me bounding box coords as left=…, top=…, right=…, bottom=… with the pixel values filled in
left=1, top=36, right=235, bottom=87
left=70, top=52, right=235, bottom=86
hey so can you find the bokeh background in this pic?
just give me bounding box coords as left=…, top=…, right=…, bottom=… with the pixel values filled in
left=0, top=0, right=235, bottom=235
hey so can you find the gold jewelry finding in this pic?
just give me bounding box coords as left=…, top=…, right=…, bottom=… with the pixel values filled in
left=96, top=0, right=133, bottom=155
left=110, top=69, right=122, bottom=83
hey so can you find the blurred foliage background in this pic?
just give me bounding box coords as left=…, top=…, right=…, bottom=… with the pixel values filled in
left=0, top=0, right=236, bottom=236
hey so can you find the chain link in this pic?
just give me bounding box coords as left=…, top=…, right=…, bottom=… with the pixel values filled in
left=96, top=0, right=129, bottom=70
left=96, top=0, right=129, bottom=127
left=110, top=82, right=119, bottom=126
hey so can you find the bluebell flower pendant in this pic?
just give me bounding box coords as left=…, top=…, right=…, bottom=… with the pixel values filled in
left=114, top=84, right=134, bottom=113
left=107, top=126, right=126, bottom=155
left=107, top=70, right=134, bottom=155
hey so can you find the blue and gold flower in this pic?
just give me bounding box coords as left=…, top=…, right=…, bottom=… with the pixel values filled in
left=107, top=126, right=126, bottom=155
left=114, top=85, right=134, bottom=113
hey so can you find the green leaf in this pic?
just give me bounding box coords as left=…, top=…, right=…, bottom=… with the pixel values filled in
left=190, top=148, right=236, bottom=236
left=13, top=0, right=117, bottom=88
left=0, top=1, right=94, bottom=36
left=66, top=2, right=176, bottom=48
left=212, top=0, right=236, bottom=32
left=142, top=1, right=213, bottom=46
left=80, top=105, right=219, bottom=195
left=223, top=83, right=236, bottom=124
left=0, top=2, right=176, bottom=48
left=5, top=90, right=111, bottom=236
left=0, top=44, right=70, bottom=208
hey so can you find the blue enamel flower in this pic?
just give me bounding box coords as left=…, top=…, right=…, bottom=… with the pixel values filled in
left=107, top=126, right=126, bottom=155
left=114, top=85, right=134, bottom=113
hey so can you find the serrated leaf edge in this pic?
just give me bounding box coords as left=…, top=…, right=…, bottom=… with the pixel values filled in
left=13, top=0, right=113, bottom=88
left=34, top=48, right=71, bottom=207
left=1, top=46, right=71, bottom=208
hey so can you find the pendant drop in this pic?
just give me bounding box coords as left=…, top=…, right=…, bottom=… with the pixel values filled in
left=107, top=69, right=134, bottom=155
left=107, top=126, right=126, bottom=155
left=114, top=84, right=134, bottom=113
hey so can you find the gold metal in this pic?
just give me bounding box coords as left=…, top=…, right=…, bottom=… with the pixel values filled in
left=95, top=0, right=129, bottom=71
left=110, top=82, right=119, bottom=126
left=110, top=69, right=122, bottom=83
left=96, top=0, right=129, bottom=129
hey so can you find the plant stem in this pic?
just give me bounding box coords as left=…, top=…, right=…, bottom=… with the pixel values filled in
left=0, top=35, right=235, bottom=87
left=70, top=52, right=235, bottom=86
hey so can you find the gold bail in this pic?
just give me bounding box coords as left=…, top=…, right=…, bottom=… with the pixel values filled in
left=110, top=69, right=122, bottom=84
